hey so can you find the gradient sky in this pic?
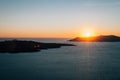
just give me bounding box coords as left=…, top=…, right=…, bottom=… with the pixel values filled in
left=0, top=0, right=120, bottom=38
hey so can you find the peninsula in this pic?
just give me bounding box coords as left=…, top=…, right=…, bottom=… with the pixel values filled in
left=69, top=35, right=120, bottom=42
left=0, top=40, right=75, bottom=53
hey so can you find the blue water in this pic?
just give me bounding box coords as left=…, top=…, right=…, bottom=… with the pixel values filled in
left=0, top=38, right=120, bottom=80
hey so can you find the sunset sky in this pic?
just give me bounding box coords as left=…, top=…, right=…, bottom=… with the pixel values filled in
left=0, top=0, right=120, bottom=38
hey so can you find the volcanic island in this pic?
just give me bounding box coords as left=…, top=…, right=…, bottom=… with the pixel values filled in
left=69, top=35, right=120, bottom=42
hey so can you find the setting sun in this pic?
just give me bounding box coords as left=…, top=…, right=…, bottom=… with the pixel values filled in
left=80, top=28, right=96, bottom=38
left=84, top=32, right=92, bottom=37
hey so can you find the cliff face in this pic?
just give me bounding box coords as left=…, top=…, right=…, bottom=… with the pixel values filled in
left=69, top=35, right=120, bottom=42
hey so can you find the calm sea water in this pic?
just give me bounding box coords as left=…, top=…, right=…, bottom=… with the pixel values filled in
left=0, top=38, right=120, bottom=80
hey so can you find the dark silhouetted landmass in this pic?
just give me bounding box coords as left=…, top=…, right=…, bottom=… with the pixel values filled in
left=69, top=35, right=120, bottom=42
left=0, top=40, right=75, bottom=53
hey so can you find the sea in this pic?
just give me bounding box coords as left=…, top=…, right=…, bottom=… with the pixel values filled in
left=0, top=38, right=120, bottom=80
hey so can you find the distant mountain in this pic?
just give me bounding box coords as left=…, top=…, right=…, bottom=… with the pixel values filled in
left=69, top=35, right=120, bottom=42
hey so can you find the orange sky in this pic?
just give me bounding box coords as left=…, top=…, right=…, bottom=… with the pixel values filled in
left=1, top=26, right=120, bottom=38
left=0, top=0, right=120, bottom=38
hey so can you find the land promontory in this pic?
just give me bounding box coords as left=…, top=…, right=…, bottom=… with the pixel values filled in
left=0, top=40, right=75, bottom=53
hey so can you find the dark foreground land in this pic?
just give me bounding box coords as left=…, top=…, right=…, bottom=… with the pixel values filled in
left=0, top=40, right=75, bottom=53
left=69, top=35, right=120, bottom=42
